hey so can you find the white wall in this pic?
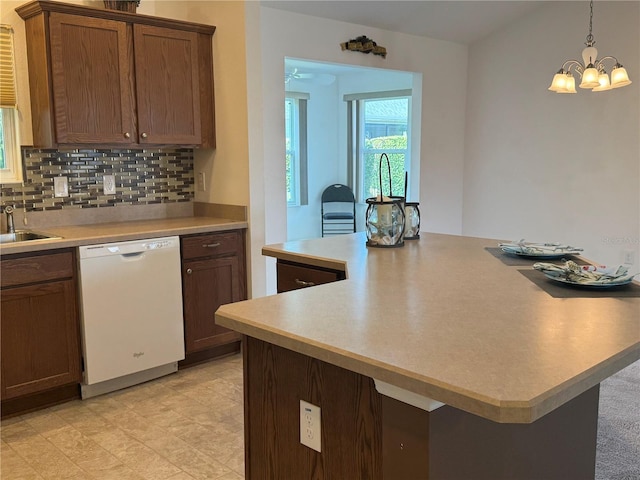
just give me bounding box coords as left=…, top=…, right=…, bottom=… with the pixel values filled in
left=464, top=1, right=640, bottom=269
left=286, top=77, right=340, bottom=241
left=252, top=6, right=468, bottom=295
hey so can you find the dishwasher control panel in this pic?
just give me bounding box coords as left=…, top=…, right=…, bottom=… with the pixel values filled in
left=79, top=236, right=180, bottom=258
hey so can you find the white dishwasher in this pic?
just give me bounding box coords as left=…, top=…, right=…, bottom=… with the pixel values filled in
left=78, top=236, right=185, bottom=399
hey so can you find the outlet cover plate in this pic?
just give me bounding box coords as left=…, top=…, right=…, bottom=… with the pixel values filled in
left=300, top=400, right=321, bottom=452
left=54, top=176, right=69, bottom=197
left=103, top=175, right=116, bottom=195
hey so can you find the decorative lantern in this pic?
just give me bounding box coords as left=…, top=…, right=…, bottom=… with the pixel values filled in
left=404, top=202, right=420, bottom=240
left=365, top=154, right=405, bottom=248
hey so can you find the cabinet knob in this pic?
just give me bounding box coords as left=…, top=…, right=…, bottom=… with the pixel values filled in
left=294, top=279, right=316, bottom=288
left=124, top=132, right=131, bottom=138
left=186, top=268, right=193, bottom=275
left=141, top=132, right=148, bottom=139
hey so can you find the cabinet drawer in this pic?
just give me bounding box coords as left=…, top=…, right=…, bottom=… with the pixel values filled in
left=1, top=251, right=75, bottom=288
left=181, top=230, right=242, bottom=260
left=277, top=262, right=342, bottom=293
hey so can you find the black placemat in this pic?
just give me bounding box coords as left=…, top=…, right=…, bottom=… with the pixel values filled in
left=485, top=247, right=589, bottom=266
left=518, top=269, right=640, bottom=298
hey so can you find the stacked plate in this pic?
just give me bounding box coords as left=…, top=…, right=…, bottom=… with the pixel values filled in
left=533, top=260, right=637, bottom=288
left=499, top=240, right=583, bottom=259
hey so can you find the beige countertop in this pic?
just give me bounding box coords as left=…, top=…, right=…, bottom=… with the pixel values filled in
left=0, top=216, right=247, bottom=255
left=216, top=232, right=640, bottom=424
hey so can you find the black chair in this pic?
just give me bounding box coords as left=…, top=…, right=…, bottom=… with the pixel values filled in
left=321, top=184, right=356, bottom=237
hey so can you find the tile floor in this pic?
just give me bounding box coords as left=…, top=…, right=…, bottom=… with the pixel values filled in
left=1, top=354, right=245, bottom=480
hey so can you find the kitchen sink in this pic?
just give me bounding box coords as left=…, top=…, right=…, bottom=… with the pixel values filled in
left=0, top=230, right=62, bottom=244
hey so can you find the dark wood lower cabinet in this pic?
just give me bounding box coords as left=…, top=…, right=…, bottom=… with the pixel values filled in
left=276, top=260, right=345, bottom=293
left=1, top=250, right=82, bottom=417
left=180, top=230, right=246, bottom=367
left=243, top=336, right=600, bottom=479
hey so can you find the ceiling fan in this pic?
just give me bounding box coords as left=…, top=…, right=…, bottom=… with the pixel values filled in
left=284, top=68, right=336, bottom=86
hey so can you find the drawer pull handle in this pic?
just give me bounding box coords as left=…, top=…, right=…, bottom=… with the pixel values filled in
left=186, top=268, right=193, bottom=274
left=203, top=242, right=221, bottom=248
left=295, top=279, right=316, bottom=287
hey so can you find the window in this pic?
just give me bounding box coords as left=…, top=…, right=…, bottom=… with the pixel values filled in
left=285, top=93, right=308, bottom=206
left=346, top=90, right=411, bottom=202
left=0, top=25, right=22, bottom=184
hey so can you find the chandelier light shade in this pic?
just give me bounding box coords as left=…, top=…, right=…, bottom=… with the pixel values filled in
left=548, top=0, right=632, bottom=94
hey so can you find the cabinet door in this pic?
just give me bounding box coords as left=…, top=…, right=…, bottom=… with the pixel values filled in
left=134, top=24, right=201, bottom=145
left=1, top=280, right=81, bottom=399
left=49, top=13, right=135, bottom=144
left=183, top=256, right=243, bottom=353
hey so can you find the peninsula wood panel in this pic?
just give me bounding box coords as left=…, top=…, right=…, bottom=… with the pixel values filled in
left=243, top=336, right=601, bottom=479
left=243, top=336, right=382, bottom=479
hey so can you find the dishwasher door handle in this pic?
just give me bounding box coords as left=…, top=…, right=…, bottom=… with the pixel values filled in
left=121, top=252, right=145, bottom=259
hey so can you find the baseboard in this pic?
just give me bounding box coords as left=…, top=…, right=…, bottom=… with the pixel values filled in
left=1, top=383, right=80, bottom=419
left=179, top=341, right=241, bottom=369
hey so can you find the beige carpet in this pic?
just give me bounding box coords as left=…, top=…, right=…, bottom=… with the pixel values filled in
left=596, top=359, right=640, bottom=480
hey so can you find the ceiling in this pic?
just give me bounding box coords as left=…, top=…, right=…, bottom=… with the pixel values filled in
left=262, top=1, right=544, bottom=45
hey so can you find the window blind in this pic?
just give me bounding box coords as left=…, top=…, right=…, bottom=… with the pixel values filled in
left=0, top=25, right=17, bottom=108
left=343, top=89, right=411, bottom=102
left=285, top=91, right=310, bottom=100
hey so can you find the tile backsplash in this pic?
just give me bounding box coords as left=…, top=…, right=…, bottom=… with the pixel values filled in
left=0, top=147, right=194, bottom=212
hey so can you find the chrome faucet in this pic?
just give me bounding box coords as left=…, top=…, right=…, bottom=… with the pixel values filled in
left=4, top=205, right=15, bottom=234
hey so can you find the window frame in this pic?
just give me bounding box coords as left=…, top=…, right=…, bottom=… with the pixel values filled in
left=285, top=92, right=309, bottom=207
left=0, top=108, right=23, bottom=184
left=345, top=90, right=412, bottom=203
left=0, top=25, right=22, bottom=185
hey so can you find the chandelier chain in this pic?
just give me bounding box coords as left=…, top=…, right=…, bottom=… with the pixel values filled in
left=585, top=0, right=595, bottom=46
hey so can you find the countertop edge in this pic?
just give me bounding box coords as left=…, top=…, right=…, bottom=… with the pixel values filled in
left=262, top=246, right=348, bottom=272
left=216, top=306, right=640, bottom=424
left=0, top=218, right=248, bottom=255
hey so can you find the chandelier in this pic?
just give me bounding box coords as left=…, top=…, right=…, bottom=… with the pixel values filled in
left=548, top=0, right=632, bottom=93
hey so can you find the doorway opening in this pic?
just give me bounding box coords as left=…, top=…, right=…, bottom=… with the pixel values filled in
left=284, top=57, right=421, bottom=241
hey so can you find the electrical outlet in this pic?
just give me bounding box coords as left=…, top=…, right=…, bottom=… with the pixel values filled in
left=623, top=249, right=635, bottom=265
left=300, top=400, right=321, bottom=452
left=54, top=176, right=69, bottom=197
left=103, top=175, right=116, bottom=195
left=197, top=171, right=206, bottom=191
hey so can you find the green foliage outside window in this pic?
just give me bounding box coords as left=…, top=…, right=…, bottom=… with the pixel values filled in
left=363, top=135, right=407, bottom=199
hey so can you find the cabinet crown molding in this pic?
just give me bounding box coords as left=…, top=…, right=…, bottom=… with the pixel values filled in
left=16, top=0, right=216, bottom=35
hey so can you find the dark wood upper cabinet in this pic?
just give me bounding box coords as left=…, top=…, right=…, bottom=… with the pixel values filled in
left=16, top=0, right=216, bottom=148
left=134, top=24, right=201, bottom=145
left=49, top=13, right=135, bottom=145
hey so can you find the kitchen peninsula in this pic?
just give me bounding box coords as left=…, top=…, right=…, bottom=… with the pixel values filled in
left=215, top=232, right=640, bottom=479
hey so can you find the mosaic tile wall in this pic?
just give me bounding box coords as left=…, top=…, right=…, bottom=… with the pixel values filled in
left=0, top=148, right=194, bottom=211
